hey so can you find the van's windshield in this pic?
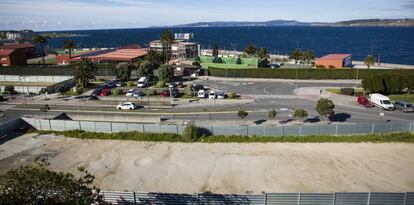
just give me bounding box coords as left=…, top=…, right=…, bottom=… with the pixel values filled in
left=382, top=100, right=391, bottom=104
left=406, top=104, right=413, bottom=107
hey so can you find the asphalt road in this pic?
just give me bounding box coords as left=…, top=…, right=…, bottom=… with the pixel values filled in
left=1, top=78, right=413, bottom=124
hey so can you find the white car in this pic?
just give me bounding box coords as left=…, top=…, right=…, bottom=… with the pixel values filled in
left=216, top=91, right=226, bottom=99
left=198, top=90, right=206, bottom=98
left=125, top=89, right=135, bottom=97
left=209, top=91, right=216, bottom=99
left=117, top=102, right=137, bottom=110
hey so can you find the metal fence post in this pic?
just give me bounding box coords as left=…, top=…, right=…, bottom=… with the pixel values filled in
left=371, top=123, right=375, bottom=134
left=403, top=192, right=407, bottom=205
left=246, top=126, right=249, bottom=137
left=142, top=124, right=145, bottom=133
left=367, top=192, right=371, bottom=205
left=299, top=125, right=302, bottom=136
left=110, top=122, right=113, bottom=133
left=63, top=120, right=66, bottom=131
left=176, top=125, right=179, bottom=134
left=333, top=192, right=336, bottom=205
left=133, top=191, right=137, bottom=205
left=298, top=192, right=301, bottom=205
left=409, top=121, right=412, bottom=132
left=211, top=125, right=214, bottom=135
left=282, top=125, right=285, bottom=136
left=264, top=193, right=267, bottom=205
left=335, top=124, right=338, bottom=136
left=390, top=122, right=393, bottom=132
left=78, top=121, right=81, bottom=130
left=94, top=121, right=97, bottom=132
left=48, top=119, right=51, bottom=130
left=264, top=126, right=266, bottom=136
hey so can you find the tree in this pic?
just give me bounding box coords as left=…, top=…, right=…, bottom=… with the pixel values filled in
left=4, top=85, right=15, bottom=94
left=290, top=48, right=303, bottom=64
left=316, top=98, right=335, bottom=123
left=237, top=110, right=248, bottom=120
left=258, top=47, right=269, bottom=60
left=40, top=104, right=50, bottom=119
left=382, top=74, right=404, bottom=94
left=303, top=50, right=315, bottom=65
left=213, top=57, right=223, bottom=63
left=244, top=43, right=257, bottom=57
left=195, top=56, right=201, bottom=63
left=364, top=55, right=375, bottom=69
left=268, top=109, right=277, bottom=122
left=403, top=75, right=414, bottom=97
left=158, top=64, right=174, bottom=83
left=0, top=160, right=101, bottom=204
left=182, top=122, right=201, bottom=142
left=137, top=60, right=155, bottom=78
left=236, top=57, right=242, bottom=64
left=145, top=50, right=164, bottom=66
left=73, top=58, right=97, bottom=88
left=212, top=45, right=219, bottom=58
left=115, top=62, right=132, bottom=81
left=63, top=39, right=76, bottom=58
left=34, top=35, right=48, bottom=64
left=55, top=85, right=69, bottom=95
left=160, top=29, right=175, bottom=64
left=293, top=109, right=308, bottom=122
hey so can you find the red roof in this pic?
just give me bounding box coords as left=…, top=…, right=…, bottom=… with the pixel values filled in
left=0, top=49, right=15, bottom=56
left=318, top=54, right=352, bottom=60
left=88, top=49, right=148, bottom=61
left=0, top=43, right=34, bottom=50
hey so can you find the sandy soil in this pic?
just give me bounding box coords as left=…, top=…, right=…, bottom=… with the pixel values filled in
left=1, top=133, right=413, bottom=194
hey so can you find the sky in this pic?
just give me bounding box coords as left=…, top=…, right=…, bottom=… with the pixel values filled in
left=1, top=0, right=414, bottom=31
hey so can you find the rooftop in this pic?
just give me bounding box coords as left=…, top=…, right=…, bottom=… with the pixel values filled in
left=85, top=49, right=148, bottom=61
left=318, top=54, right=352, bottom=60
left=0, top=49, right=14, bottom=56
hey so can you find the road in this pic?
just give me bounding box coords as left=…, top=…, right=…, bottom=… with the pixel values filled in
left=1, top=78, right=413, bottom=124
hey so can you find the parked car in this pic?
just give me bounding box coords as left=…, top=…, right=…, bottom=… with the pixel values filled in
left=91, top=88, right=103, bottom=97
left=99, top=88, right=111, bottom=96
left=216, top=91, right=226, bottom=99
left=209, top=90, right=216, bottom=99
left=106, top=81, right=116, bottom=88
left=370, top=93, right=394, bottom=110
left=198, top=90, right=206, bottom=98
left=394, top=101, right=414, bottom=112
left=125, top=89, right=135, bottom=97
left=171, top=89, right=179, bottom=97
left=116, top=102, right=137, bottom=110
left=137, top=77, right=148, bottom=88
left=176, top=82, right=184, bottom=88
left=192, top=84, right=204, bottom=92
left=357, top=96, right=374, bottom=107
left=132, top=91, right=145, bottom=98
left=116, top=81, right=126, bottom=87
left=168, top=82, right=176, bottom=89
left=160, top=90, right=170, bottom=97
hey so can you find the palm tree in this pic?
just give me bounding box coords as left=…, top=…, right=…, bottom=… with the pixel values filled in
left=160, top=29, right=175, bottom=64
left=63, top=39, right=76, bottom=58
left=34, top=35, right=48, bottom=64
left=364, top=55, right=375, bottom=69
left=303, top=50, right=315, bottom=65
left=290, top=48, right=303, bottom=64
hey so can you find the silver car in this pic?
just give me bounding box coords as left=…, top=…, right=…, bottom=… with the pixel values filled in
left=394, top=101, right=414, bottom=112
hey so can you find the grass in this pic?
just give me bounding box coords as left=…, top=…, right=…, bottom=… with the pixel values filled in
left=36, top=130, right=414, bottom=143
left=388, top=94, right=414, bottom=103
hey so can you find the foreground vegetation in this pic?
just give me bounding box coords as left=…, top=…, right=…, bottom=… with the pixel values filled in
left=37, top=130, right=414, bottom=143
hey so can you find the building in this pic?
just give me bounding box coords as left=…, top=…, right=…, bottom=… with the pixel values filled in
left=149, top=40, right=199, bottom=60
left=0, top=43, right=35, bottom=59
left=0, top=49, right=28, bottom=66
left=315, top=54, right=352, bottom=68
left=72, top=48, right=148, bottom=64
left=5, top=30, right=35, bottom=41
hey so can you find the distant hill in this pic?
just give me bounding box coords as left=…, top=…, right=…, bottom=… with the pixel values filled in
left=164, top=19, right=414, bottom=28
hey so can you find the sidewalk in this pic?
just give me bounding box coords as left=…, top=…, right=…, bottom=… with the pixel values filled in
left=199, top=76, right=361, bottom=84
left=294, top=86, right=361, bottom=109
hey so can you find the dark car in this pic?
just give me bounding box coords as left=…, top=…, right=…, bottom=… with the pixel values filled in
left=105, top=81, right=116, bottom=89
left=394, top=101, right=414, bottom=112
left=192, top=84, right=204, bottom=92
left=357, top=96, right=373, bottom=107
left=176, top=82, right=184, bottom=88
left=99, top=88, right=111, bottom=96
left=91, top=88, right=103, bottom=97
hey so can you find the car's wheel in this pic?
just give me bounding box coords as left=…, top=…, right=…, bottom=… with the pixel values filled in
left=130, top=107, right=133, bottom=110
left=117, top=107, right=121, bottom=110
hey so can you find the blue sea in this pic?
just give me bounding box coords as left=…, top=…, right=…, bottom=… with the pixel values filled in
left=46, top=26, right=414, bottom=65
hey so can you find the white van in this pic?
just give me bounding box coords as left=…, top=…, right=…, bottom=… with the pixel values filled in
left=370, top=93, right=394, bottom=110
left=137, top=77, right=148, bottom=88
left=198, top=90, right=206, bottom=98
left=209, top=90, right=216, bottom=99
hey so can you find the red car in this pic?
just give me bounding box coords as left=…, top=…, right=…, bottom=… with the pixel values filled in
left=99, top=88, right=111, bottom=96
left=160, top=90, right=170, bottom=97
left=357, top=96, right=373, bottom=107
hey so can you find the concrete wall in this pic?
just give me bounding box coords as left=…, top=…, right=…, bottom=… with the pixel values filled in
left=0, top=75, right=72, bottom=83
left=63, top=112, right=161, bottom=123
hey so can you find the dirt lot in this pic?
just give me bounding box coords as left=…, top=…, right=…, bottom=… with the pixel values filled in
left=1, top=133, right=413, bottom=194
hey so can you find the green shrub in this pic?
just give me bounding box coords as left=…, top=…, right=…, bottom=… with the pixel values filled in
left=228, top=92, right=237, bottom=99
left=126, top=81, right=135, bottom=87
left=182, top=122, right=201, bottom=142
left=155, top=81, right=166, bottom=88
left=75, top=87, right=84, bottom=95
left=184, top=87, right=193, bottom=97
left=316, top=65, right=326, bottom=69
left=113, top=88, right=123, bottom=95
left=4, top=85, right=15, bottom=94
left=146, top=89, right=157, bottom=96
left=340, top=88, right=355, bottom=96
left=293, top=109, right=308, bottom=121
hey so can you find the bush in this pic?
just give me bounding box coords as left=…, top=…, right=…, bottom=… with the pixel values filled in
left=316, top=65, right=326, bottom=69
left=228, top=92, right=237, bottom=99
left=126, top=81, right=135, bottom=87
left=155, top=81, right=166, bottom=88
left=4, top=85, right=15, bottom=94
left=113, top=88, right=123, bottom=95
left=184, top=87, right=194, bottom=97
left=340, top=88, right=355, bottom=96
left=182, top=122, right=201, bottom=142
left=75, top=87, right=84, bottom=95
left=237, top=110, right=248, bottom=119
left=146, top=89, right=157, bottom=96
left=293, top=109, right=308, bottom=121
left=362, top=74, right=408, bottom=94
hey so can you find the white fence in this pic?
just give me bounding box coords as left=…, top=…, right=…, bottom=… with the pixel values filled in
left=0, top=75, right=72, bottom=83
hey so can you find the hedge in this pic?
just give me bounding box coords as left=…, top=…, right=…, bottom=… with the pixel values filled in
left=208, top=67, right=414, bottom=79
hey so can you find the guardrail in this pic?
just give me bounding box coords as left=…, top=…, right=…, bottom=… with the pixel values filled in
left=100, top=191, right=414, bottom=205
left=22, top=118, right=413, bottom=136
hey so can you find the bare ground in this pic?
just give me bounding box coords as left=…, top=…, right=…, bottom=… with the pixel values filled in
left=0, top=133, right=413, bottom=194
